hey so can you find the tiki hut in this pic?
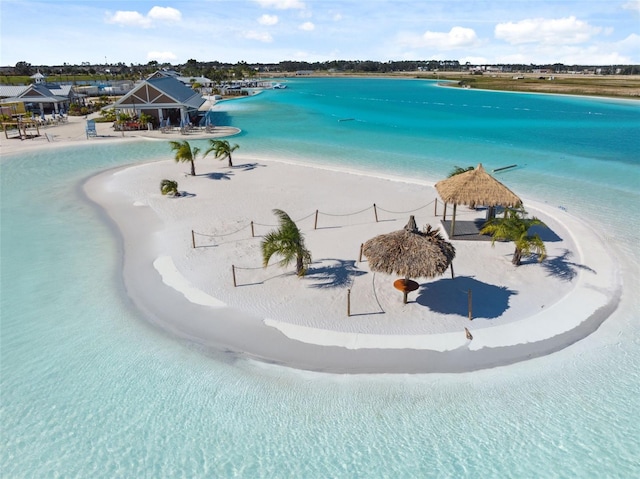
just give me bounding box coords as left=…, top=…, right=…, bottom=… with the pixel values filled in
left=435, top=163, right=522, bottom=237
left=362, top=216, right=456, bottom=303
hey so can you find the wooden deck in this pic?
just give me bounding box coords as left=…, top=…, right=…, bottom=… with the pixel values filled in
left=440, top=219, right=493, bottom=241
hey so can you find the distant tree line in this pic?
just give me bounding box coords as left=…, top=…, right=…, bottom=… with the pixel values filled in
left=4, top=59, right=639, bottom=81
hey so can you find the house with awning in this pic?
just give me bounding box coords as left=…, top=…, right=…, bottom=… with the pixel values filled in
left=109, top=76, right=205, bottom=127
left=0, top=83, right=72, bottom=116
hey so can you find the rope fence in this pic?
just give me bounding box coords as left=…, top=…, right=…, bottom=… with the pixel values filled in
left=228, top=260, right=464, bottom=319
left=189, top=198, right=469, bottom=318
left=190, top=200, right=438, bottom=248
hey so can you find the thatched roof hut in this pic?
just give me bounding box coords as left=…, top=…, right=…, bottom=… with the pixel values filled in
left=435, top=163, right=522, bottom=236
left=362, top=216, right=455, bottom=303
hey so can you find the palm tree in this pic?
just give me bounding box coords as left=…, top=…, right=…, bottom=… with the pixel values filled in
left=261, top=209, right=312, bottom=277
left=480, top=207, right=547, bottom=266
left=160, top=179, right=179, bottom=196
left=168, top=140, right=200, bottom=176
left=204, top=139, right=239, bottom=167
left=448, top=165, right=474, bottom=177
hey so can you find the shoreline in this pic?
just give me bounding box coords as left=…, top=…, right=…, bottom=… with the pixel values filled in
left=2, top=100, right=623, bottom=373
left=83, top=154, right=621, bottom=373
left=0, top=112, right=241, bottom=156
left=264, top=72, right=640, bottom=100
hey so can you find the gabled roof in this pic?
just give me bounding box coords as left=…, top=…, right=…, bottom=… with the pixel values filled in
left=0, top=85, right=29, bottom=98
left=148, top=69, right=180, bottom=79
left=48, top=84, right=73, bottom=97
left=0, top=84, right=67, bottom=104
left=113, top=77, right=204, bottom=110
left=147, top=70, right=211, bottom=86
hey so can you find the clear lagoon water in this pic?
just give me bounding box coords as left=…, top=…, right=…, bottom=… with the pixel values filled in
left=2, top=78, right=639, bottom=477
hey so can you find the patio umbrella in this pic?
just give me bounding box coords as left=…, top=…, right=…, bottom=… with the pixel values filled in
left=362, top=216, right=456, bottom=303
left=435, top=163, right=522, bottom=236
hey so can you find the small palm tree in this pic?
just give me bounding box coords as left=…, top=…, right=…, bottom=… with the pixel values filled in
left=168, top=140, right=200, bottom=176
left=448, top=165, right=474, bottom=177
left=261, top=209, right=312, bottom=277
left=160, top=179, right=179, bottom=196
left=204, top=139, right=239, bottom=167
left=480, top=207, right=547, bottom=266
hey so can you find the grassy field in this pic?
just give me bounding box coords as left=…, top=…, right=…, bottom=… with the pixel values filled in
left=422, top=72, right=640, bottom=99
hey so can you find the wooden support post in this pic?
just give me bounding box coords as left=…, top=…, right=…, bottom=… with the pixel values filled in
left=443, top=202, right=447, bottom=220
left=450, top=204, right=457, bottom=237
left=191, top=230, right=196, bottom=248
left=434, top=198, right=438, bottom=216
left=450, top=262, right=455, bottom=279
left=373, top=203, right=378, bottom=222
left=232, top=265, right=237, bottom=287
left=359, top=243, right=363, bottom=262
left=314, top=210, right=319, bottom=230
left=468, top=289, right=473, bottom=321
left=347, top=289, right=351, bottom=317
left=250, top=221, right=255, bottom=237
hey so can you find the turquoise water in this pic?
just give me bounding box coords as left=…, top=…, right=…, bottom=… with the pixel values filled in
left=2, top=78, right=639, bottom=477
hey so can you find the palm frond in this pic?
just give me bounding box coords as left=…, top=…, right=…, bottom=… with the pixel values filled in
left=260, top=209, right=312, bottom=275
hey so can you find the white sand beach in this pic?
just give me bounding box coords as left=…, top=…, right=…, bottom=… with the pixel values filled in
left=3, top=116, right=621, bottom=373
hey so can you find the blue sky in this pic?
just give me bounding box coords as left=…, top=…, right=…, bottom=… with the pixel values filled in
left=1, top=0, right=638, bottom=66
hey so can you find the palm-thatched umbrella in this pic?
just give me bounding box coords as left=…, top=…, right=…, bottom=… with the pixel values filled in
left=435, top=163, right=522, bottom=237
left=362, top=216, right=456, bottom=303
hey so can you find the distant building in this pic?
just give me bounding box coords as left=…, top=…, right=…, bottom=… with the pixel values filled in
left=0, top=83, right=73, bottom=115
left=109, top=76, right=205, bottom=126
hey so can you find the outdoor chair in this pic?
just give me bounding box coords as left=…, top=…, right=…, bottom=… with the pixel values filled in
left=86, top=120, right=97, bottom=138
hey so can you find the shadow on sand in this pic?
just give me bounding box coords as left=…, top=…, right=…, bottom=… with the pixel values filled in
left=529, top=223, right=563, bottom=242
left=542, top=249, right=596, bottom=281
left=204, top=171, right=233, bottom=180
left=416, top=276, right=517, bottom=319
left=306, top=259, right=366, bottom=288
left=231, top=162, right=266, bottom=171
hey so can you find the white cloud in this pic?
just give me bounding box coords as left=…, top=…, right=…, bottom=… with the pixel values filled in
left=332, top=13, right=342, bottom=21
left=495, top=16, right=601, bottom=45
left=299, top=21, right=315, bottom=31
left=244, top=31, right=274, bottom=42
left=253, top=0, right=305, bottom=9
left=106, top=6, right=182, bottom=29
left=147, top=6, right=182, bottom=22
left=422, top=27, right=479, bottom=49
left=147, top=51, right=178, bottom=62
left=258, top=14, right=279, bottom=25
left=622, top=1, right=640, bottom=13
left=107, top=10, right=151, bottom=28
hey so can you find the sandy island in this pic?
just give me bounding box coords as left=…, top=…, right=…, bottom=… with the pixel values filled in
left=2, top=114, right=622, bottom=373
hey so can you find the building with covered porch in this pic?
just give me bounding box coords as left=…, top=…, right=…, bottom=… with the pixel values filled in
left=108, top=76, right=205, bottom=129
left=0, top=83, right=74, bottom=117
